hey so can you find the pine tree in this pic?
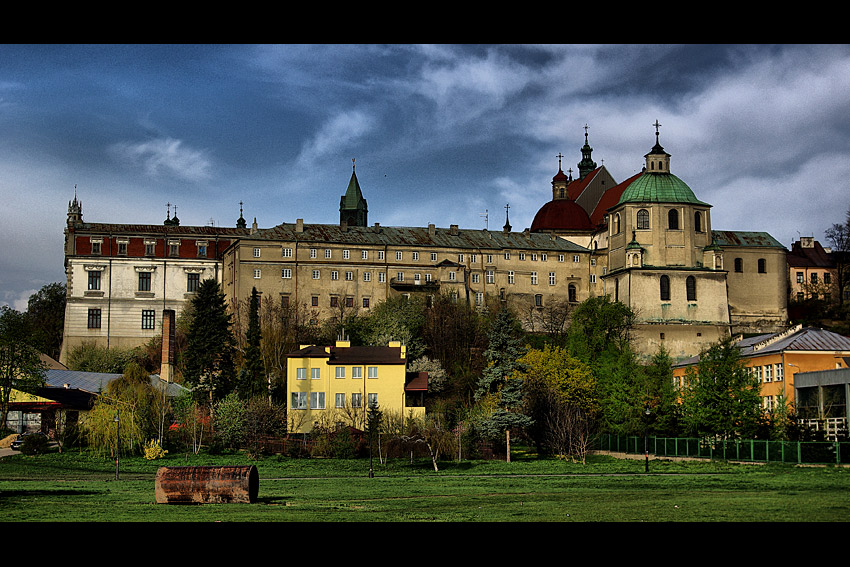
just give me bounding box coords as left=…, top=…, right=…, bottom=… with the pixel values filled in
left=239, top=287, right=266, bottom=399
left=183, top=279, right=236, bottom=405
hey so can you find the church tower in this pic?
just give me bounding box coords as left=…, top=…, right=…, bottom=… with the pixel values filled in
left=577, top=125, right=597, bottom=180
left=339, top=159, right=368, bottom=227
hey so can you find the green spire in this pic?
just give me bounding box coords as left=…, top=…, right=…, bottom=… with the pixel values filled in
left=340, top=158, right=368, bottom=227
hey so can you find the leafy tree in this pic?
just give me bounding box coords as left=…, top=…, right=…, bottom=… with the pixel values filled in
left=183, top=279, right=237, bottom=405
left=0, top=306, right=46, bottom=430
left=213, top=390, right=247, bottom=450
left=363, top=295, right=426, bottom=358
left=518, top=344, right=598, bottom=458
left=679, top=336, right=763, bottom=439
left=642, top=346, right=680, bottom=437
left=25, top=282, right=66, bottom=361
left=66, top=342, right=139, bottom=373
left=567, top=295, right=635, bottom=366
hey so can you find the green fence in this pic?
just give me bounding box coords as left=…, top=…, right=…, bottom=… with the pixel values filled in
left=597, top=434, right=850, bottom=465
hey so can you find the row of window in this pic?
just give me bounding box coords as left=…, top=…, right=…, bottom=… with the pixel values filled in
left=268, top=247, right=580, bottom=264
left=291, top=391, right=378, bottom=410
left=88, top=239, right=210, bottom=257
left=659, top=275, right=698, bottom=302
left=612, top=209, right=705, bottom=234
left=271, top=267, right=568, bottom=286
left=87, top=271, right=202, bottom=293
left=796, top=271, right=831, bottom=284
left=87, top=308, right=157, bottom=330
left=749, top=363, right=785, bottom=383
left=733, top=258, right=768, bottom=273
left=295, top=366, right=379, bottom=380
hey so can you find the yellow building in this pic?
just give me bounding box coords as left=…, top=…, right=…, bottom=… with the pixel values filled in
left=672, top=325, right=850, bottom=419
left=285, top=339, right=426, bottom=434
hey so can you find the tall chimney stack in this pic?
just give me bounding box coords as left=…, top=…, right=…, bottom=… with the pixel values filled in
left=160, top=309, right=176, bottom=383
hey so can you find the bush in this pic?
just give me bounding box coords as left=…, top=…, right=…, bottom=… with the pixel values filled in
left=20, top=433, right=50, bottom=455
left=143, top=439, right=168, bottom=460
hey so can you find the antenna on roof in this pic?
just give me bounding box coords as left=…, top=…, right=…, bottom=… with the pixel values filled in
left=480, top=209, right=488, bottom=230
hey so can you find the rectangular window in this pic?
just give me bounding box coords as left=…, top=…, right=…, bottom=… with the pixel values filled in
left=590, top=274, right=597, bottom=283
left=87, top=270, right=101, bottom=291
left=311, top=296, right=319, bottom=307
left=590, top=258, right=596, bottom=266
left=330, top=296, right=339, bottom=307
left=352, top=367, right=362, bottom=379
left=310, top=392, right=325, bottom=410
left=775, top=364, right=784, bottom=381
left=549, top=272, right=556, bottom=285
left=368, top=366, right=378, bottom=379
left=364, top=272, right=371, bottom=282
left=414, top=273, right=421, bottom=282
left=535, top=294, right=543, bottom=307
left=312, top=270, right=321, bottom=280
left=138, top=271, right=151, bottom=292
left=573, top=255, right=580, bottom=263
left=378, top=251, right=385, bottom=260
left=345, top=297, right=354, bottom=308
left=508, top=271, right=515, bottom=284
left=310, top=248, right=317, bottom=258
left=755, top=366, right=762, bottom=382
left=471, top=273, right=479, bottom=283
left=541, top=254, right=547, bottom=261
left=504, top=252, right=511, bottom=260
left=362, top=297, right=370, bottom=308
left=486, top=254, right=493, bottom=264
left=311, top=368, right=321, bottom=380
left=281, top=295, right=290, bottom=308
left=352, top=392, right=362, bottom=408
left=486, top=270, right=495, bottom=284
left=361, top=250, right=368, bottom=259
left=458, top=254, right=464, bottom=263
left=118, top=241, right=128, bottom=255
left=531, top=271, right=538, bottom=285
left=282, top=268, right=292, bottom=279
left=431, top=253, right=437, bottom=261
left=282, top=247, right=293, bottom=258
left=325, top=249, right=332, bottom=258
left=425, top=273, right=432, bottom=282
left=764, top=365, right=772, bottom=382
left=396, top=272, right=404, bottom=282
left=345, top=271, right=353, bottom=281
left=379, top=272, right=386, bottom=283
left=253, top=247, right=261, bottom=257
left=475, top=292, right=484, bottom=305
left=197, top=244, right=207, bottom=257
left=91, top=240, right=102, bottom=255
left=449, top=271, right=456, bottom=281
left=336, top=367, right=345, bottom=379
left=519, top=253, right=525, bottom=261
left=169, top=241, right=179, bottom=257
left=331, top=271, right=339, bottom=280
left=413, top=252, right=419, bottom=261
left=187, top=273, right=200, bottom=293
left=531, top=253, right=537, bottom=261
left=367, top=393, right=378, bottom=408
left=87, top=308, right=101, bottom=329
left=253, top=269, right=261, bottom=279
left=335, top=393, right=346, bottom=408
left=145, top=241, right=155, bottom=256
left=343, top=250, right=350, bottom=259
left=558, top=254, right=565, bottom=262
left=142, top=309, right=155, bottom=330
left=396, top=251, right=403, bottom=260
left=296, top=368, right=307, bottom=380
left=291, top=392, right=307, bottom=410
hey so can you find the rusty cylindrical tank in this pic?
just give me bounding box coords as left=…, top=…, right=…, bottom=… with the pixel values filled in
left=155, top=465, right=259, bottom=504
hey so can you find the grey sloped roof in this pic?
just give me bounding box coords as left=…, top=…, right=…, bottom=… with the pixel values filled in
left=251, top=222, right=590, bottom=252
left=44, top=369, right=188, bottom=398
left=710, top=230, right=786, bottom=249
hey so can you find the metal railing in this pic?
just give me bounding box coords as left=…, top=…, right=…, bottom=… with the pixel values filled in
left=597, top=434, right=850, bottom=465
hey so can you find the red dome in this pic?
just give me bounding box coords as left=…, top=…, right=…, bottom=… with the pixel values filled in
left=530, top=199, right=594, bottom=232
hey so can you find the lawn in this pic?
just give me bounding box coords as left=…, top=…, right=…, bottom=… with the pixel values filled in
left=2, top=449, right=849, bottom=522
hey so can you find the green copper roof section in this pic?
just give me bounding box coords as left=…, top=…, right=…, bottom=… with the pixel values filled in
left=617, top=172, right=710, bottom=206
left=341, top=170, right=366, bottom=209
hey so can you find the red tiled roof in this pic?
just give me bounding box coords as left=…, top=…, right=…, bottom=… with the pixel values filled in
left=589, top=171, right=643, bottom=226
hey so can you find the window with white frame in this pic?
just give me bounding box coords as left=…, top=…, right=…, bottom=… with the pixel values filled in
left=312, top=270, right=320, bottom=279
left=325, top=249, right=332, bottom=258
left=378, top=251, right=385, bottom=260
left=345, top=271, right=353, bottom=281
left=471, top=254, right=477, bottom=263
left=413, top=252, right=419, bottom=261
left=425, top=273, right=432, bottom=282
left=414, top=273, right=421, bottom=282
left=335, top=367, right=345, bottom=379
left=590, top=258, right=596, bottom=266
left=508, top=271, right=515, bottom=284
left=367, top=393, right=378, bottom=408
left=368, top=366, right=378, bottom=379
left=364, top=271, right=371, bottom=282
left=296, top=368, right=307, bottom=380
left=352, top=367, right=363, bottom=379
left=282, top=247, right=293, bottom=258
left=311, top=368, right=320, bottom=380
left=486, top=270, right=494, bottom=284
left=396, top=272, right=404, bottom=281
left=475, top=292, right=484, bottom=305
left=335, top=393, right=346, bottom=408
left=362, top=250, right=368, bottom=259
left=253, top=247, right=261, bottom=257
left=549, top=272, right=555, bottom=285
left=310, top=248, right=317, bottom=258
left=775, top=364, right=784, bottom=381
left=282, top=268, right=292, bottom=279
left=352, top=392, right=362, bottom=408
left=519, top=253, right=526, bottom=261
left=291, top=392, right=307, bottom=410
left=573, top=255, right=580, bottom=263
left=431, top=252, right=437, bottom=261
left=764, top=365, right=772, bottom=382
left=590, top=274, right=597, bottom=283
left=541, top=254, right=547, bottom=261
left=396, top=251, right=403, bottom=260
left=486, top=254, right=493, bottom=264
left=343, top=249, right=350, bottom=259
left=471, top=273, right=479, bottom=283
left=531, top=253, right=537, bottom=261
left=449, top=271, right=456, bottom=281
left=558, top=254, right=565, bottom=262
left=87, top=270, right=101, bottom=291
left=331, top=271, right=339, bottom=280
left=379, top=272, right=386, bottom=283
left=504, top=252, right=511, bottom=260
left=458, top=254, right=464, bottom=263
left=755, top=366, right=762, bottom=382
left=310, top=392, right=325, bottom=410
left=142, top=309, right=155, bottom=330
left=253, top=269, right=261, bottom=279
left=530, top=271, right=538, bottom=285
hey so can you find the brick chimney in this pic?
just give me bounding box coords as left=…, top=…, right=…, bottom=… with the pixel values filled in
left=160, top=309, right=176, bottom=383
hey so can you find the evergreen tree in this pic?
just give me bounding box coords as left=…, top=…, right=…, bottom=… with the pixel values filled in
left=183, top=279, right=236, bottom=405
left=680, top=336, right=762, bottom=439
left=239, top=287, right=266, bottom=399
left=25, top=282, right=66, bottom=361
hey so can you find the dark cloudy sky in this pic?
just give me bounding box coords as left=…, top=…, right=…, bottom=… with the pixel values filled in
left=2, top=44, right=849, bottom=310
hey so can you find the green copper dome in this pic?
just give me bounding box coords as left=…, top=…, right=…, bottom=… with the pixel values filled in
left=617, top=172, right=710, bottom=206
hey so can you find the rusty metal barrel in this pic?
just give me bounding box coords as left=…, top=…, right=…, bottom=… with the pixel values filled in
left=155, top=465, right=258, bottom=504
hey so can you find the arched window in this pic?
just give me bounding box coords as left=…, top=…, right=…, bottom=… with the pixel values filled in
left=668, top=209, right=679, bottom=230
left=758, top=258, right=766, bottom=273
left=613, top=213, right=621, bottom=234
left=686, top=276, right=696, bottom=301
left=734, top=258, right=743, bottom=273
left=694, top=211, right=702, bottom=232
left=660, top=275, right=670, bottom=301
left=568, top=283, right=577, bottom=303
left=614, top=278, right=619, bottom=302
left=637, top=209, right=650, bottom=230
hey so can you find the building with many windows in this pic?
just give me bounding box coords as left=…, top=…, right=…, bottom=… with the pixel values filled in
left=285, top=339, right=426, bottom=433
left=59, top=195, right=249, bottom=364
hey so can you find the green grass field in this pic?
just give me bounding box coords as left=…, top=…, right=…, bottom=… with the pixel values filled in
left=2, top=449, right=849, bottom=522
